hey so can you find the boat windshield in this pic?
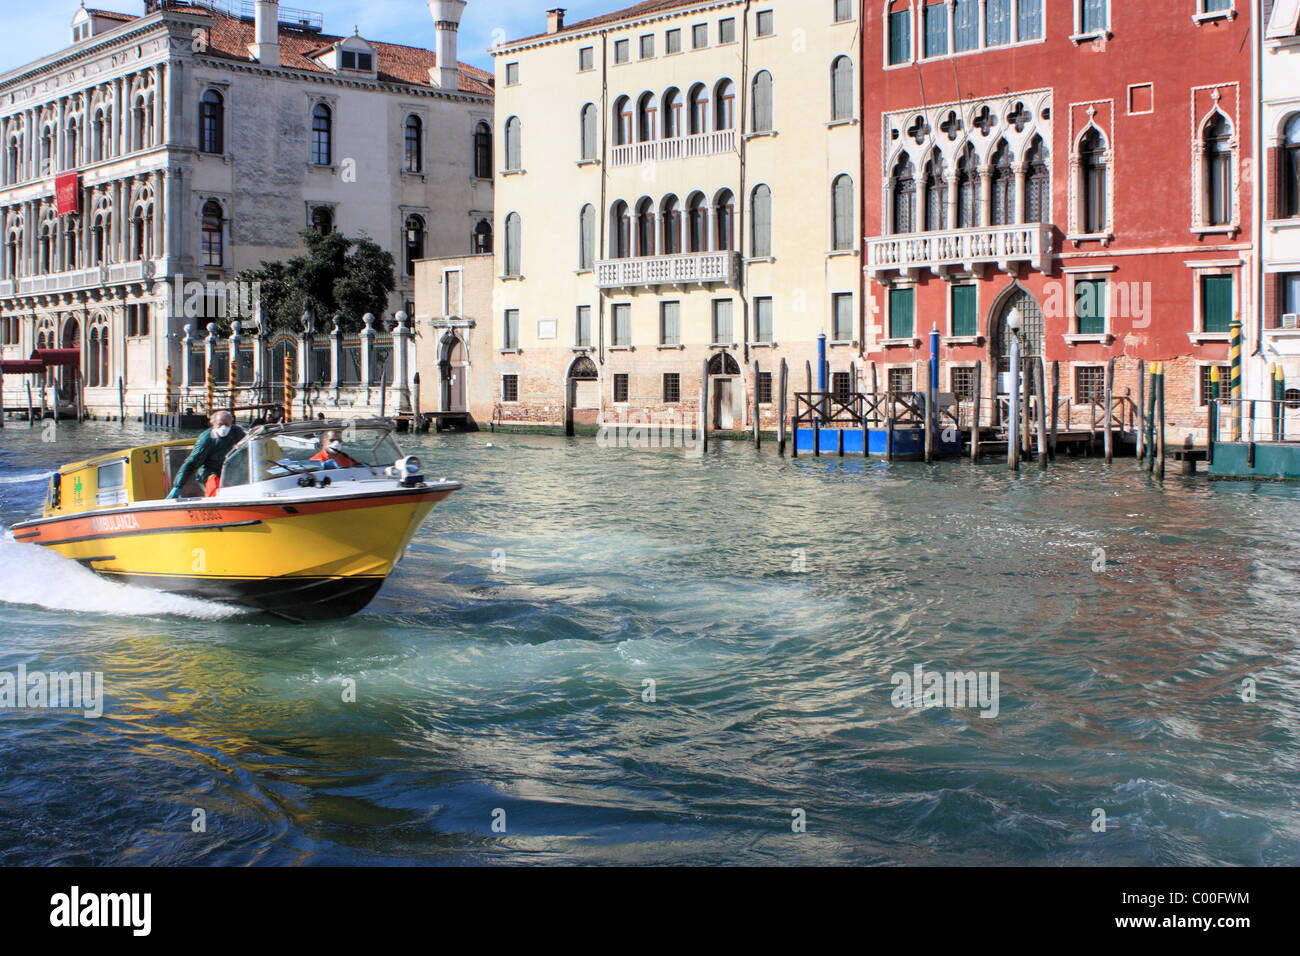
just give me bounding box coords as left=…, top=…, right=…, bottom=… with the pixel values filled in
left=245, top=426, right=405, bottom=482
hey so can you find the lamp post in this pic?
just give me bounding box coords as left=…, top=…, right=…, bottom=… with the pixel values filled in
left=1007, top=308, right=1022, bottom=471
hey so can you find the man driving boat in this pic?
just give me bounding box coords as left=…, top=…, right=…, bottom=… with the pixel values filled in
left=311, top=429, right=359, bottom=469
left=167, top=410, right=246, bottom=499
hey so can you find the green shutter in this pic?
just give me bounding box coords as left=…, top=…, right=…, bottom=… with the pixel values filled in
left=951, top=285, right=976, bottom=337
left=889, top=288, right=914, bottom=339
left=889, top=11, right=911, bottom=65
left=1076, top=279, right=1106, bottom=335
left=1202, top=275, right=1233, bottom=333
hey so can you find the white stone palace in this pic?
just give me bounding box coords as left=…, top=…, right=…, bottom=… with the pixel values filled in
left=0, top=0, right=493, bottom=418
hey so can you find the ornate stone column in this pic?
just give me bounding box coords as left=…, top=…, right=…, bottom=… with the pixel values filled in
left=360, top=313, right=375, bottom=392
left=393, top=310, right=411, bottom=414
left=1013, top=161, right=1028, bottom=225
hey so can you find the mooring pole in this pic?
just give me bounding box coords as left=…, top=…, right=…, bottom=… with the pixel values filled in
left=1103, top=357, right=1114, bottom=464
left=701, top=358, right=709, bottom=454
left=1035, top=358, right=1048, bottom=470
left=1145, top=365, right=1157, bottom=473
left=1135, top=358, right=1146, bottom=464
left=777, top=358, right=788, bottom=456
left=1229, top=317, right=1242, bottom=442
left=1208, top=365, right=1220, bottom=465
left=971, top=359, right=982, bottom=461
left=1049, top=360, right=1060, bottom=460
left=1159, top=361, right=1170, bottom=481
left=753, top=359, right=761, bottom=449
left=1008, top=332, right=1021, bottom=471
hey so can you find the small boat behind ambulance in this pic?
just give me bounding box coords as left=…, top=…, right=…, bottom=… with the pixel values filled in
left=10, top=419, right=460, bottom=620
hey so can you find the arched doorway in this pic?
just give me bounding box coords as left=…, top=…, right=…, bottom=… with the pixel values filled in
left=566, top=354, right=599, bottom=435
left=988, top=285, right=1044, bottom=427
left=60, top=314, right=81, bottom=405
left=439, top=333, right=468, bottom=413
left=707, top=350, right=741, bottom=430
left=989, top=285, right=1043, bottom=393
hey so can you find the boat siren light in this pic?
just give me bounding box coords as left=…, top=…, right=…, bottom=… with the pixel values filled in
left=393, top=456, right=423, bottom=486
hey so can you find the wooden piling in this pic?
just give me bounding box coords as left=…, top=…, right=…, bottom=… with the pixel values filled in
left=1034, top=358, right=1048, bottom=470
left=813, top=421, right=821, bottom=457
left=1145, top=364, right=1157, bottom=473
left=1049, top=360, right=1059, bottom=460
left=1103, top=357, right=1114, bottom=464
left=753, top=359, right=761, bottom=448
left=1135, top=359, right=1146, bottom=464
left=26, top=381, right=34, bottom=426
left=1155, top=364, right=1166, bottom=480
left=837, top=427, right=845, bottom=457
left=924, top=359, right=934, bottom=464
left=870, top=363, right=879, bottom=423
left=777, top=358, right=788, bottom=456
left=118, top=376, right=125, bottom=424
left=885, top=404, right=895, bottom=462
left=971, top=359, right=982, bottom=461
left=701, top=359, right=709, bottom=454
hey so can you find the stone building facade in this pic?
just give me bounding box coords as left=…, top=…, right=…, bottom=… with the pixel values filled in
left=488, top=0, right=862, bottom=434
left=0, top=0, right=493, bottom=417
left=861, top=0, right=1254, bottom=441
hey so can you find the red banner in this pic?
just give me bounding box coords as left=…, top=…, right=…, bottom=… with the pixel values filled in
left=55, top=172, right=80, bottom=216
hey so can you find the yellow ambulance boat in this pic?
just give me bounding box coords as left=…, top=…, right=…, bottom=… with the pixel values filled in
left=10, top=419, right=460, bottom=620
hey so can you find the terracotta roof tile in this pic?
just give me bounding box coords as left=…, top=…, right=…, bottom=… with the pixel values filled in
left=87, top=5, right=492, bottom=95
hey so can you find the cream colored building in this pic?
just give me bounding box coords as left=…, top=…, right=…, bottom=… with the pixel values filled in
left=1260, top=1, right=1300, bottom=403
left=413, top=251, right=495, bottom=424
left=488, top=0, right=862, bottom=433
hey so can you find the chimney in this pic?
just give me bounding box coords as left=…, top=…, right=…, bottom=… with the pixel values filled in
left=546, top=9, right=566, bottom=34
left=428, top=0, right=467, bottom=90
left=253, top=0, right=281, bottom=68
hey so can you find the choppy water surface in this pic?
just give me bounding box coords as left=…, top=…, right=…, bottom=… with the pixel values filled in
left=0, top=421, right=1298, bottom=865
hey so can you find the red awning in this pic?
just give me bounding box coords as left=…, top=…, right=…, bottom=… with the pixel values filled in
left=29, top=348, right=80, bottom=367
left=0, top=359, right=45, bottom=374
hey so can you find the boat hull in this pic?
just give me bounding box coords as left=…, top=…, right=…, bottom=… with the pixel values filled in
left=10, top=484, right=457, bottom=620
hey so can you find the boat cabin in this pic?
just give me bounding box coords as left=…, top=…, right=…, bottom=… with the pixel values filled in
left=43, top=440, right=198, bottom=518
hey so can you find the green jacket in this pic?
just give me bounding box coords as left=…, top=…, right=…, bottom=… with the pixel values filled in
left=172, top=425, right=246, bottom=492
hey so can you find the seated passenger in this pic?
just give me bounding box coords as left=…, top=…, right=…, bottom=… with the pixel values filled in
left=167, top=410, right=246, bottom=499
left=311, top=430, right=359, bottom=469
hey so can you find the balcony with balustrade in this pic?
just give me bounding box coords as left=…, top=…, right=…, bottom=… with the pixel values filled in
left=595, top=251, right=739, bottom=290
left=610, top=129, right=737, bottom=169
left=866, top=223, right=1054, bottom=280
left=0, top=259, right=163, bottom=300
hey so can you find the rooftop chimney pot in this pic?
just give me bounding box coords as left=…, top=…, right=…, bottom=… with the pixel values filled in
left=547, top=8, right=566, bottom=33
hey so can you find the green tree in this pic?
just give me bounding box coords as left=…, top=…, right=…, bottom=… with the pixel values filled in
left=233, top=229, right=396, bottom=335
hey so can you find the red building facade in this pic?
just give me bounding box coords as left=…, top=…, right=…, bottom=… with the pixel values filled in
left=859, top=0, right=1252, bottom=438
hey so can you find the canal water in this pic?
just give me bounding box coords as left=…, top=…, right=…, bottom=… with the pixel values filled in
left=1, top=421, right=1298, bottom=865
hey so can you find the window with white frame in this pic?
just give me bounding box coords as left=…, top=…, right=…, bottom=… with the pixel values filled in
left=612, top=303, right=631, bottom=346
left=751, top=184, right=773, bottom=257
left=887, top=3, right=912, bottom=65
left=503, top=309, right=519, bottom=349
left=756, top=10, right=775, bottom=37
left=1077, top=0, right=1108, bottom=37
left=755, top=296, right=774, bottom=343
left=575, top=305, right=592, bottom=347
left=712, top=299, right=733, bottom=344
left=578, top=46, right=594, bottom=71
left=831, top=174, right=854, bottom=250
left=1077, top=127, right=1109, bottom=234
left=660, top=300, right=681, bottom=345
left=831, top=56, right=854, bottom=120
left=1201, top=111, right=1235, bottom=228
left=832, top=293, right=854, bottom=341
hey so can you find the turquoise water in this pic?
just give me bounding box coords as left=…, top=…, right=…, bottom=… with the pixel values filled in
left=1, top=421, right=1298, bottom=865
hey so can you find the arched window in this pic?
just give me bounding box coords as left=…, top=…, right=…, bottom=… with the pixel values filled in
left=663, top=88, right=682, bottom=138
left=752, top=71, right=774, bottom=133
left=405, top=214, right=425, bottom=276
left=504, top=116, right=522, bottom=171
left=714, top=79, right=736, bottom=130
left=580, top=104, right=598, bottom=159
left=93, top=109, right=107, bottom=162
left=92, top=211, right=109, bottom=265
left=311, top=206, right=333, bottom=234
left=637, top=92, right=658, bottom=142
left=1024, top=136, right=1050, bottom=223
left=1079, top=128, right=1108, bottom=234
left=922, top=151, right=947, bottom=231
left=200, top=90, right=224, bottom=154
left=831, top=56, right=854, bottom=121
left=892, top=157, right=915, bottom=233
left=661, top=195, right=681, bottom=255
left=636, top=197, right=656, bottom=255
left=39, top=127, right=52, bottom=176
left=1204, top=112, right=1233, bottom=227
left=832, top=174, right=854, bottom=249
left=405, top=115, right=423, bottom=173
left=504, top=212, right=521, bottom=276
left=98, top=325, right=109, bottom=387
left=686, top=192, right=708, bottom=252
left=473, top=218, right=493, bottom=254
left=37, top=221, right=52, bottom=274
left=610, top=200, right=631, bottom=258
left=5, top=136, right=18, bottom=184
left=714, top=189, right=735, bottom=251
left=132, top=98, right=147, bottom=151
left=202, top=200, right=223, bottom=266
left=131, top=204, right=151, bottom=260
left=956, top=144, right=979, bottom=227
left=63, top=217, right=77, bottom=269
left=614, top=96, right=632, bottom=146
left=990, top=140, right=1014, bottom=226
left=751, top=184, right=772, bottom=257
left=312, top=104, right=332, bottom=166
left=88, top=327, right=101, bottom=388
left=1283, top=114, right=1300, bottom=219
left=474, top=121, right=492, bottom=178
left=578, top=204, right=596, bottom=269
left=66, top=118, right=79, bottom=167
left=688, top=84, right=708, bottom=135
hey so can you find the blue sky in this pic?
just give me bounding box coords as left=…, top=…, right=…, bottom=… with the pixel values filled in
left=0, top=1, right=619, bottom=76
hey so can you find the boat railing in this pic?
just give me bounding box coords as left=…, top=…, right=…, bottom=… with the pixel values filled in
left=1208, top=397, right=1300, bottom=445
